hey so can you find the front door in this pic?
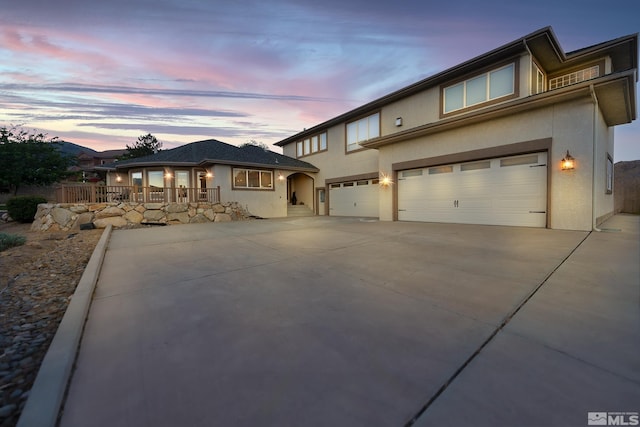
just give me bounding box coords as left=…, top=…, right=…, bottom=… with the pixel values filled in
left=317, top=188, right=326, bottom=215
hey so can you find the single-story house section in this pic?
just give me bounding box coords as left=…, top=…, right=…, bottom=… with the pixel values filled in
left=98, top=140, right=318, bottom=218
left=276, top=26, right=638, bottom=231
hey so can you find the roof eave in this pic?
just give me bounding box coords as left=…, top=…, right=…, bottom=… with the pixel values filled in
left=199, top=158, right=318, bottom=172
left=112, top=161, right=198, bottom=169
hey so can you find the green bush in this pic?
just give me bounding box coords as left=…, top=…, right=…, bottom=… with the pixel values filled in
left=0, top=233, right=26, bottom=252
left=6, top=196, right=47, bottom=223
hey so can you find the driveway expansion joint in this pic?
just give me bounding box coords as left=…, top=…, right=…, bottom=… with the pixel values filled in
left=404, top=231, right=593, bottom=427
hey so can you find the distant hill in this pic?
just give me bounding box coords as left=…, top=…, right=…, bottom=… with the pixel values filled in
left=615, top=160, right=640, bottom=214
left=54, top=141, right=99, bottom=157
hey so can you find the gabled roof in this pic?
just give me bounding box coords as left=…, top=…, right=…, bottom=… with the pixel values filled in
left=275, top=26, right=638, bottom=147
left=99, top=139, right=318, bottom=172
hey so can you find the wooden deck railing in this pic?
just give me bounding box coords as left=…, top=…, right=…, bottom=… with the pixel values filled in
left=55, top=184, right=221, bottom=204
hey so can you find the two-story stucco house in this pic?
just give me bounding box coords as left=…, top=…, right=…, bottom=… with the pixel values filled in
left=276, top=27, right=637, bottom=231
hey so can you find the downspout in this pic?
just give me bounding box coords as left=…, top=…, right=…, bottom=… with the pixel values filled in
left=590, top=84, right=601, bottom=232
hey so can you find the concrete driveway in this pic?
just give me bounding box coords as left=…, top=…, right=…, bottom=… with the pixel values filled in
left=58, top=215, right=640, bottom=427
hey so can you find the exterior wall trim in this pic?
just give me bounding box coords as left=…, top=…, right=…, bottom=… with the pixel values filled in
left=325, top=172, right=379, bottom=185
left=391, top=138, right=552, bottom=171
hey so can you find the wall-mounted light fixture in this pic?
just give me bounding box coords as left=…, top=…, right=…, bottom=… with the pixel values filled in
left=199, top=168, right=213, bottom=178
left=379, top=172, right=393, bottom=188
left=561, top=150, right=575, bottom=170
left=164, top=172, right=173, bottom=179
left=395, top=117, right=403, bottom=127
left=278, top=172, right=285, bottom=181
left=115, top=174, right=122, bottom=183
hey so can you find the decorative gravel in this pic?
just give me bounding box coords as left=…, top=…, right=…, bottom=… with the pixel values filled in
left=0, top=222, right=102, bottom=427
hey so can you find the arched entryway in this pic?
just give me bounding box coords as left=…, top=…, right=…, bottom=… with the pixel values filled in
left=287, top=173, right=315, bottom=216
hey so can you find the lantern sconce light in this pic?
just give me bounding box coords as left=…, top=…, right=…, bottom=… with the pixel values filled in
left=115, top=174, right=122, bottom=183
left=278, top=172, right=285, bottom=181
left=395, top=117, right=403, bottom=127
left=379, top=172, right=393, bottom=188
left=561, top=150, right=575, bottom=171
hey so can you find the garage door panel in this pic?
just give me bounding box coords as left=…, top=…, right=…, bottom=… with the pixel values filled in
left=398, top=152, right=547, bottom=227
left=330, top=180, right=379, bottom=217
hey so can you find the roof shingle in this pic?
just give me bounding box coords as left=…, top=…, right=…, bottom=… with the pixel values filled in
left=101, top=139, right=318, bottom=172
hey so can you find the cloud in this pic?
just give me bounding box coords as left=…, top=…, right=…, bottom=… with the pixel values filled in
left=1, top=82, right=345, bottom=103
left=1, top=0, right=638, bottom=159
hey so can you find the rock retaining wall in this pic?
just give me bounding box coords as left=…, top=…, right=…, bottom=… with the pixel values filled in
left=31, top=201, right=251, bottom=231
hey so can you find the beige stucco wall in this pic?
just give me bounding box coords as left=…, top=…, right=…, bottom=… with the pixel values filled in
left=546, top=97, right=613, bottom=229
left=289, top=124, right=379, bottom=188
left=286, top=54, right=534, bottom=190
left=547, top=99, right=594, bottom=231
left=213, top=165, right=289, bottom=218
left=377, top=95, right=603, bottom=231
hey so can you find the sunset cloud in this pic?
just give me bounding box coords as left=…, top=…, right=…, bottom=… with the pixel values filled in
left=0, top=0, right=638, bottom=159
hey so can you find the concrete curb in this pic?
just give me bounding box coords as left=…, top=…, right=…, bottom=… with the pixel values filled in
left=16, top=225, right=113, bottom=427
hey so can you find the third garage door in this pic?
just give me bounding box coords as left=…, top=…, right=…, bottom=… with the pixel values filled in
left=397, top=152, right=547, bottom=227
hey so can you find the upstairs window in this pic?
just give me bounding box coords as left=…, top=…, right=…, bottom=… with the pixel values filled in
left=346, top=112, right=380, bottom=152
left=296, top=131, right=327, bottom=158
left=532, top=62, right=546, bottom=95
left=549, top=65, right=599, bottom=90
left=443, top=63, right=515, bottom=114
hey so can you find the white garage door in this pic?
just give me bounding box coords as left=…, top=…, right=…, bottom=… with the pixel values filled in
left=398, top=152, right=547, bottom=227
left=329, top=179, right=379, bottom=217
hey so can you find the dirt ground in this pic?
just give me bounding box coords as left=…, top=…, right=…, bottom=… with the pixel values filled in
left=0, top=222, right=100, bottom=282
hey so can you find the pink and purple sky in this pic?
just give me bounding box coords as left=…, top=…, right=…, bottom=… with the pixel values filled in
left=1, top=0, right=638, bottom=160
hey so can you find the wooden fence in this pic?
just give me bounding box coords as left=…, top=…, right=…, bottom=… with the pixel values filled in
left=55, top=184, right=221, bottom=204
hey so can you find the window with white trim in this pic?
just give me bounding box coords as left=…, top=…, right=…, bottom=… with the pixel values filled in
left=346, top=112, right=380, bottom=152
left=296, top=131, right=327, bottom=158
left=549, top=65, right=599, bottom=90
left=443, top=63, right=515, bottom=114
left=233, top=168, right=273, bottom=189
left=532, top=62, right=546, bottom=95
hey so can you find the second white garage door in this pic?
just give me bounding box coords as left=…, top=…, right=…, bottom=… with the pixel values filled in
left=398, top=152, right=547, bottom=227
left=329, top=179, right=379, bottom=217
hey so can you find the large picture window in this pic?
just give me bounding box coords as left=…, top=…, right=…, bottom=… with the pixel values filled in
left=346, top=112, right=380, bottom=152
left=233, top=168, right=273, bottom=190
left=443, top=63, right=515, bottom=114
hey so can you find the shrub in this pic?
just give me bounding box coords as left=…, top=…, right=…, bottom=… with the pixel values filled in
left=0, top=233, right=26, bottom=252
left=6, top=196, right=47, bottom=223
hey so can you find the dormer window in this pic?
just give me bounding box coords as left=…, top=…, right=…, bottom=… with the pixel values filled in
left=442, top=62, right=516, bottom=115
